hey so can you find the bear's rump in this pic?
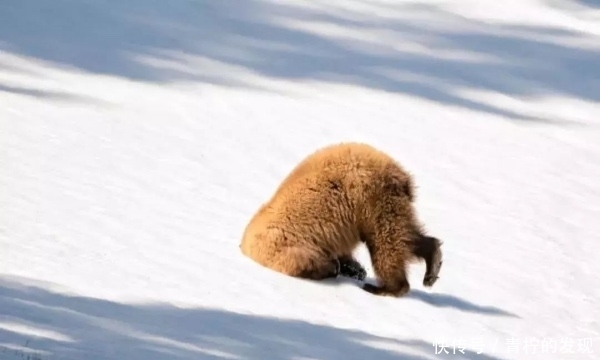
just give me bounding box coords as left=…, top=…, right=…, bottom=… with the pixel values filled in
left=240, top=225, right=336, bottom=275
left=241, top=218, right=360, bottom=268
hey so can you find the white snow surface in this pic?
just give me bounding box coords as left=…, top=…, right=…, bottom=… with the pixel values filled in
left=1, top=0, right=599, bottom=359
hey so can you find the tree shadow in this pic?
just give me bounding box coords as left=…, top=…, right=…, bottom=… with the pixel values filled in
left=576, top=0, right=600, bottom=7
left=0, top=84, right=110, bottom=105
left=1, top=0, right=597, bottom=122
left=0, top=277, right=508, bottom=360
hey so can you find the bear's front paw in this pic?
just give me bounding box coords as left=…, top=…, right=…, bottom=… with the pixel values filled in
left=362, top=283, right=383, bottom=294
left=363, top=282, right=410, bottom=297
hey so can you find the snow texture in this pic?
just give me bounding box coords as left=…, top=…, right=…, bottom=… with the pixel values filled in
left=1, top=0, right=599, bottom=359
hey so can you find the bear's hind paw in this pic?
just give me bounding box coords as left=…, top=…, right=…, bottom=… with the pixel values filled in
left=423, top=274, right=439, bottom=287
left=339, top=258, right=367, bottom=281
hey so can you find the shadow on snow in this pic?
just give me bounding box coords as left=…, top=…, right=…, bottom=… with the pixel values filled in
left=0, top=0, right=598, bottom=122
left=0, top=277, right=510, bottom=360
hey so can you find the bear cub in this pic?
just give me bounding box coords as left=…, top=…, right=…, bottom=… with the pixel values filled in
left=239, top=142, right=443, bottom=297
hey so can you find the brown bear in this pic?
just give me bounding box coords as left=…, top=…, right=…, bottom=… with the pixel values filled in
left=239, top=142, right=443, bottom=297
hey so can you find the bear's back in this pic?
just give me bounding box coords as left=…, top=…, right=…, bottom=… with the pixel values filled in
left=270, top=142, right=402, bottom=199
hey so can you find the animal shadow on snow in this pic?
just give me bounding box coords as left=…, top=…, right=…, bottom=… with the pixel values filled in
left=0, top=278, right=509, bottom=360
left=407, top=290, right=519, bottom=318
left=0, top=0, right=598, bottom=123
left=329, top=276, right=518, bottom=318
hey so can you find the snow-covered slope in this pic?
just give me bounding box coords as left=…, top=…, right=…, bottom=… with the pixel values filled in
left=1, top=0, right=599, bottom=359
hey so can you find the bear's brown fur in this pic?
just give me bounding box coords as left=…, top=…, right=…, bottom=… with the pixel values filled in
left=239, top=142, right=443, bottom=297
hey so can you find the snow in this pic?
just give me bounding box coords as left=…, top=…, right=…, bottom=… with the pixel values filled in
left=1, top=0, right=599, bottom=359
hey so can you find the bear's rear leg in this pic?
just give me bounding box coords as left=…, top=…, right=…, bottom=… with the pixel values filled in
left=270, top=247, right=340, bottom=281
left=412, top=235, right=443, bottom=287
left=297, top=258, right=340, bottom=280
